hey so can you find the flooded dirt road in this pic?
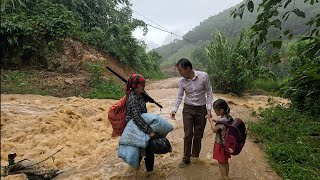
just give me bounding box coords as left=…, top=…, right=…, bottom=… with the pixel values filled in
left=1, top=77, right=289, bottom=179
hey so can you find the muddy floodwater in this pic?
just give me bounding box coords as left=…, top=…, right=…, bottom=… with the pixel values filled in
left=1, top=77, right=289, bottom=179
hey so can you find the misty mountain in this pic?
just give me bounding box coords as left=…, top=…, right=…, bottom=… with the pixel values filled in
left=154, top=0, right=319, bottom=68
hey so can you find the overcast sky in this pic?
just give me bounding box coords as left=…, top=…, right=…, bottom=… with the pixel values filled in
left=130, top=0, right=243, bottom=50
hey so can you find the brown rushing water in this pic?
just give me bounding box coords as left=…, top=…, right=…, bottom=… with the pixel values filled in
left=1, top=77, right=289, bottom=180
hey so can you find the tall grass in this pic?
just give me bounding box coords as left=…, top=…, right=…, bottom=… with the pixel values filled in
left=1, top=70, right=51, bottom=95
left=249, top=106, right=320, bottom=179
left=206, top=32, right=274, bottom=95
left=248, top=78, right=286, bottom=95
left=141, top=70, right=167, bottom=80
left=251, top=79, right=280, bottom=92
left=84, top=79, right=124, bottom=99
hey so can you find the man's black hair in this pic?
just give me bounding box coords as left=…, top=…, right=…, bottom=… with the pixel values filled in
left=176, top=58, right=193, bottom=69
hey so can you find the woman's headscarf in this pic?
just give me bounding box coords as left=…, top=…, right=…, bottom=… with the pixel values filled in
left=126, top=74, right=145, bottom=94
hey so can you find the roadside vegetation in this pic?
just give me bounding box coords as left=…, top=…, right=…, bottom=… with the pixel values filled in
left=230, top=1, right=320, bottom=179
left=1, top=70, right=51, bottom=95
left=249, top=106, right=320, bottom=179
left=0, top=0, right=164, bottom=74
left=1, top=0, right=165, bottom=99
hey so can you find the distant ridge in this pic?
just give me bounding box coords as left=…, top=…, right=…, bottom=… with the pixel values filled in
left=154, top=0, right=319, bottom=69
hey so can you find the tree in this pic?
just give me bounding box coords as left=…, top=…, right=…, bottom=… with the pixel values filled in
left=232, top=0, right=320, bottom=114
left=205, top=31, right=274, bottom=95
left=231, top=0, right=319, bottom=59
left=1, top=0, right=30, bottom=12
left=0, top=0, right=157, bottom=72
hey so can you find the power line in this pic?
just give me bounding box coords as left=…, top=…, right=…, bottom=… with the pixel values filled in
left=132, top=10, right=170, bottom=32
left=146, top=23, right=201, bottom=47
left=109, top=7, right=201, bottom=48
left=132, top=9, right=201, bottom=47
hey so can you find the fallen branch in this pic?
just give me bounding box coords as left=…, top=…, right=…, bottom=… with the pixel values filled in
left=1, top=147, right=64, bottom=178
left=24, top=147, right=64, bottom=168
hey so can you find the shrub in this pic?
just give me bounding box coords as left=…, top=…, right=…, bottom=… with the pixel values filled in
left=206, top=32, right=273, bottom=95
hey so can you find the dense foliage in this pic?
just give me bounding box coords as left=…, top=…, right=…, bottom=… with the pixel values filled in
left=205, top=32, right=275, bottom=95
left=235, top=1, right=320, bottom=179
left=281, top=40, right=320, bottom=115
left=233, top=0, right=320, bottom=114
left=1, top=1, right=79, bottom=68
left=0, top=0, right=162, bottom=76
left=249, top=106, right=320, bottom=179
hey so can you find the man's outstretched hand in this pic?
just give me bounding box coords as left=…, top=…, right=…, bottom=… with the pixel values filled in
left=170, top=111, right=176, bottom=120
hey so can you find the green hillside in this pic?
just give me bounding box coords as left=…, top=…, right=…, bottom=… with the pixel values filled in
left=0, top=0, right=164, bottom=78
left=161, top=44, right=196, bottom=67
left=156, top=0, right=320, bottom=69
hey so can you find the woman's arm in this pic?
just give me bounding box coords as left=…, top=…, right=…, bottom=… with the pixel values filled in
left=129, top=96, right=153, bottom=134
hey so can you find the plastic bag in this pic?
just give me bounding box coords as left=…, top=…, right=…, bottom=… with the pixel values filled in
left=108, top=96, right=126, bottom=137
left=149, top=137, right=172, bottom=154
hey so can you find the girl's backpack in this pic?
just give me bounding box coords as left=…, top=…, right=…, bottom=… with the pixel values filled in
left=217, top=118, right=247, bottom=155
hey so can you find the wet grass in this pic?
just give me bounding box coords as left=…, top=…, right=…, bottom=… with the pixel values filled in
left=248, top=78, right=284, bottom=96
left=1, top=69, right=164, bottom=100
left=1, top=70, right=51, bottom=95
left=249, top=106, right=320, bottom=179
left=1, top=70, right=124, bottom=99
left=84, top=79, right=124, bottom=100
